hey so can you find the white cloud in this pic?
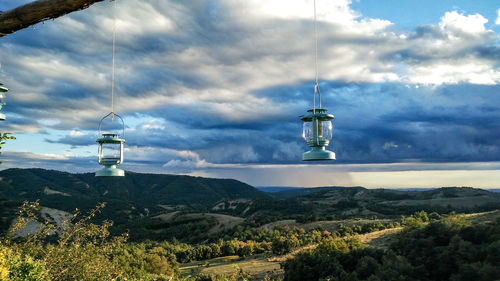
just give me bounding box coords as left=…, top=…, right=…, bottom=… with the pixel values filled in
left=2, top=0, right=500, bottom=177
left=407, top=59, right=500, bottom=85
left=140, top=119, right=165, bottom=131
left=249, top=0, right=359, bottom=23
left=439, top=11, right=488, bottom=34
left=3, top=0, right=497, bottom=136
left=400, top=11, right=499, bottom=85
left=69, top=130, right=85, bottom=137
left=496, top=9, right=500, bottom=25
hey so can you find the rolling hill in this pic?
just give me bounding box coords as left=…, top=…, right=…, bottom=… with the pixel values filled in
left=2, top=168, right=500, bottom=242
left=0, top=168, right=271, bottom=230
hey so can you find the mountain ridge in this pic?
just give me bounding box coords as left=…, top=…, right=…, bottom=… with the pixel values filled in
left=0, top=168, right=271, bottom=227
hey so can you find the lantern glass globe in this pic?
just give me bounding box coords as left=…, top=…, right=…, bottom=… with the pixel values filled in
left=99, top=142, right=122, bottom=164
left=303, top=120, right=332, bottom=144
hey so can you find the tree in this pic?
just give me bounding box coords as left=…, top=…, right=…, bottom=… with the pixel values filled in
left=0, top=0, right=105, bottom=37
left=0, top=132, right=15, bottom=164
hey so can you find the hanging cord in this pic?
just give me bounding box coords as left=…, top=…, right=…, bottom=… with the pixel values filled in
left=111, top=0, right=117, bottom=120
left=313, top=0, right=322, bottom=113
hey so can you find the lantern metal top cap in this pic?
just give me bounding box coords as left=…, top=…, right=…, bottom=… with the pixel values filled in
left=300, top=108, right=334, bottom=122
left=96, top=133, right=124, bottom=143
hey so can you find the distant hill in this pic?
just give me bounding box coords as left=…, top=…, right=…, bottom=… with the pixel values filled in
left=263, top=186, right=500, bottom=219
left=271, top=186, right=364, bottom=199
left=256, top=186, right=304, bottom=193
left=0, top=168, right=271, bottom=226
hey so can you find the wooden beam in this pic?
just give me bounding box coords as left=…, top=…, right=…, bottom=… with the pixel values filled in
left=0, top=0, right=105, bottom=37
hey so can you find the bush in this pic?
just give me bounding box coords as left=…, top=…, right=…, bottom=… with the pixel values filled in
left=0, top=244, right=50, bottom=281
left=1, top=201, right=178, bottom=280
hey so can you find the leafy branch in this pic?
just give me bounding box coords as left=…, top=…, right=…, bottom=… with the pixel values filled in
left=0, top=132, right=15, bottom=164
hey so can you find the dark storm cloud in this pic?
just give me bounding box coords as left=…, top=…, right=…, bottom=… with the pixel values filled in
left=325, top=83, right=500, bottom=163
left=45, top=132, right=95, bottom=148
left=1, top=0, right=499, bottom=171
left=36, top=80, right=500, bottom=166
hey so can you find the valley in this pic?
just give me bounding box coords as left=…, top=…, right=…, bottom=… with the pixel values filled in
left=1, top=168, right=500, bottom=280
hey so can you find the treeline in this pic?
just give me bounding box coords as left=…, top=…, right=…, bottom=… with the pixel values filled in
left=282, top=212, right=500, bottom=281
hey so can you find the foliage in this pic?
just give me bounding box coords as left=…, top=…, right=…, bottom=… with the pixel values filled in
left=0, top=243, right=50, bottom=281
left=0, top=201, right=179, bottom=281
left=281, top=236, right=365, bottom=281
left=0, top=132, right=15, bottom=164
left=2, top=168, right=500, bottom=245
left=282, top=212, right=500, bottom=281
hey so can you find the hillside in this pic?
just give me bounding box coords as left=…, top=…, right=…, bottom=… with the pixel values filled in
left=0, top=168, right=271, bottom=232
left=248, top=186, right=500, bottom=221
left=2, top=168, right=500, bottom=242
left=270, top=186, right=364, bottom=199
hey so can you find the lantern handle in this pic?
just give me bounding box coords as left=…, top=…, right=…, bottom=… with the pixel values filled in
left=98, top=112, right=125, bottom=138
left=313, top=82, right=322, bottom=114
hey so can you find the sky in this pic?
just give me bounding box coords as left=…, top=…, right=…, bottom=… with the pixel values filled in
left=0, top=0, right=500, bottom=188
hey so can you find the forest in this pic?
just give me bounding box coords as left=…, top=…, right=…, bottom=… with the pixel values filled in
left=1, top=200, right=499, bottom=280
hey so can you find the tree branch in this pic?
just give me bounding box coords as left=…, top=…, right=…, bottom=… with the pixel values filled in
left=0, top=0, right=106, bottom=37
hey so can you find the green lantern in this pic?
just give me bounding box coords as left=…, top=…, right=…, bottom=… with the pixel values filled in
left=96, top=112, right=125, bottom=177
left=301, top=108, right=335, bottom=161
left=0, top=83, right=8, bottom=121
left=299, top=0, right=336, bottom=161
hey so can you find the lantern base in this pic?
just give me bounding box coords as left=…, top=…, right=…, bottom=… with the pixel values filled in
left=0, top=112, right=5, bottom=121
left=302, top=148, right=335, bottom=161
left=95, top=165, right=125, bottom=177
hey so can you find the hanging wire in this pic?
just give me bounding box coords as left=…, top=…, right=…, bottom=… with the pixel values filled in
left=111, top=0, right=117, bottom=120
left=313, top=0, right=322, bottom=113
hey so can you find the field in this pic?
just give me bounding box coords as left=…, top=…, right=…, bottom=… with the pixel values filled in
left=180, top=255, right=282, bottom=279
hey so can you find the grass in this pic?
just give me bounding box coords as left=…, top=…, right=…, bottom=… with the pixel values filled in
left=260, top=218, right=395, bottom=232
left=465, top=209, right=500, bottom=223
left=360, top=227, right=404, bottom=249
left=179, top=255, right=281, bottom=278
left=392, top=195, right=500, bottom=207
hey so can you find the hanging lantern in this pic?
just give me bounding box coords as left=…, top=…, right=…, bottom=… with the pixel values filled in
left=96, top=112, right=125, bottom=177
left=301, top=108, right=335, bottom=161
left=300, top=0, right=336, bottom=161
left=0, top=83, right=8, bottom=121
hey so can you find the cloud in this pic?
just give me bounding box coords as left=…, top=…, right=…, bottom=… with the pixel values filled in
left=496, top=9, right=500, bottom=25
left=388, top=11, right=499, bottom=85
left=439, top=11, right=488, bottom=34
left=1, top=0, right=500, bottom=185
left=3, top=148, right=500, bottom=188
